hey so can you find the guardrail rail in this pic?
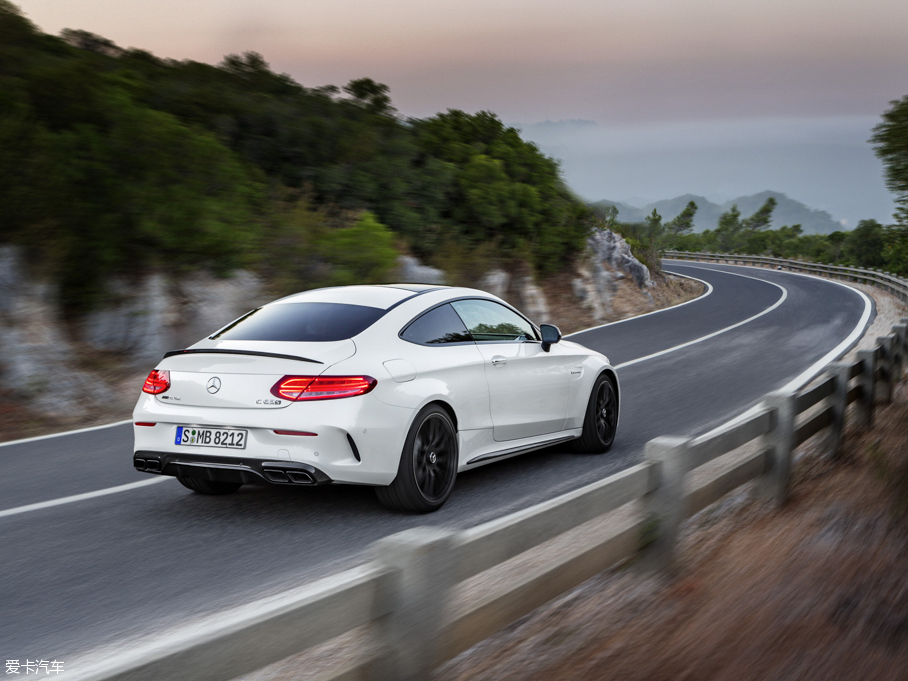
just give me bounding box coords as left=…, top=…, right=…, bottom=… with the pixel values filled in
left=72, top=256, right=908, bottom=681
left=664, top=250, right=908, bottom=302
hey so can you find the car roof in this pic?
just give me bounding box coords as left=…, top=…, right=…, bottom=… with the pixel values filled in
left=271, top=284, right=449, bottom=310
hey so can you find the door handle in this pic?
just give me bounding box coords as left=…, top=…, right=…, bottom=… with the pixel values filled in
left=491, top=356, right=508, bottom=366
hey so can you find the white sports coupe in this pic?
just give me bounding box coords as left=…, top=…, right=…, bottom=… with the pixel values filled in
left=133, top=284, right=619, bottom=512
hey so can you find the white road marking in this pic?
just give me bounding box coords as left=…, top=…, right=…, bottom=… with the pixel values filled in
left=0, top=477, right=170, bottom=520
left=565, top=270, right=714, bottom=337
left=0, top=419, right=133, bottom=449
left=614, top=268, right=789, bottom=369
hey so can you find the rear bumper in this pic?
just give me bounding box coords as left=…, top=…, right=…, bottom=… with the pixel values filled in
left=132, top=392, right=414, bottom=485
left=134, top=451, right=333, bottom=486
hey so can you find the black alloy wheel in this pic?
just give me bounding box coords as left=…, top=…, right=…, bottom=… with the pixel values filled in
left=375, top=404, right=459, bottom=513
left=594, top=379, right=618, bottom=447
left=412, top=413, right=457, bottom=503
left=572, top=374, right=618, bottom=453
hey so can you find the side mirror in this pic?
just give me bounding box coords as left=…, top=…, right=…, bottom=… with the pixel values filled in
left=540, top=324, right=562, bottom=352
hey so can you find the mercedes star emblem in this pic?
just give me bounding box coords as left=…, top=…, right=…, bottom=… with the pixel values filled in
left=207, top=377, right=222, bottom=394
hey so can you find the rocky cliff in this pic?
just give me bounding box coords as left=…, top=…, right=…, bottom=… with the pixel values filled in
left=0, top=247, right=266, bottom=419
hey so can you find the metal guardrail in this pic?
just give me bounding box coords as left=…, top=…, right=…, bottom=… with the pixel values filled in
left=72, top=265, right=908, bottom=681
left=664, top=251, right=908, bottom=303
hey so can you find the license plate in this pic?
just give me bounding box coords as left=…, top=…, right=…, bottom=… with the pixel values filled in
left=175, top=426, right=247, bottom=449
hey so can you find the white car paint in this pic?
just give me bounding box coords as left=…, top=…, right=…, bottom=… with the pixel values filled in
left=133, top=284, right=618, bottom=489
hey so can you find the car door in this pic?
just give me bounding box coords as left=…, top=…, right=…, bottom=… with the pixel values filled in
left=450, top=299, right=571, bottom=441
left=397, top=302, right=491, bottom=433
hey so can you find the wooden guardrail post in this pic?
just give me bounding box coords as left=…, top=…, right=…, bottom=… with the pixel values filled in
left=855, top=349, right=876, bottom=428
left=903, top=320, right=908, bottom=360
left=640, top=437, right=691, bottom=573
left=368, top=528, right=457, bottom=681
left=760, top=391, right=796, bottom=506
left=893, top=323, right=907, bottom=381
left=876, top=336, right=894, bottom=404
left=827, top=364, right=850, bottom=460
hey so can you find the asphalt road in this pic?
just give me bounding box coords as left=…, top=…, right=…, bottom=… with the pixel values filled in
left=0, top=262, right=872, bottom=666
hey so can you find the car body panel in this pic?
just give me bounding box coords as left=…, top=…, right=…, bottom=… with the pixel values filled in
left=476, top=341, right=573, bottom=441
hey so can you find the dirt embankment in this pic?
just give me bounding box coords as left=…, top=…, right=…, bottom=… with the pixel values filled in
left=541, top=270, right=703, bottom=336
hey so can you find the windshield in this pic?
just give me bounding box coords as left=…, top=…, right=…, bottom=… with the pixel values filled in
left=211, top=302, right=385, bottom=342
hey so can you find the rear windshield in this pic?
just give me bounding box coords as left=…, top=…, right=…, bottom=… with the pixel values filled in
left=212, top=302, right=385, bottom=342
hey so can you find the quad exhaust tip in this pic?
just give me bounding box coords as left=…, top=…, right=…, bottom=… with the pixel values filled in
left=263, top=468, right=315, bottom=485
left=287, top=470, right=314, bottom=484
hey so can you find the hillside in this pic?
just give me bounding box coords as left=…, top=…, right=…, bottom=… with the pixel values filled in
left=594, top=191, right=844, bottom=234
left=0, top=1, right=591, bottom=313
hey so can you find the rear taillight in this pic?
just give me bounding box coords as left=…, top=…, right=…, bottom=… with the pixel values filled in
left=271, top=375, right=377, bottom=401
left=142, top=369, right=170, bottom=395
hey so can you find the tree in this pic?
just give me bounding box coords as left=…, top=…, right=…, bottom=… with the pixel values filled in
left=714, top=204, right=742, bottom=252
left=713, top=198, right=777, bottom=253
left=597, top=204, right=619, bottom=229
left=741, top=196, right=777, bottom=231
left=871, top=95, right=908, bottom=225
left=844, top=220, right=886, bottom=268
left=343, top=78, right=395, bottom=116
left=665, top=200, right=698, bottom=237
left=883, top=224, right=908, bottom=275
left=415, top=110, right=590, bottom=272
left=315, top=211, right=398, bottom=285
left=59, top=29, right=123, bottom=57
left=826, top=231, right=847, bottom=262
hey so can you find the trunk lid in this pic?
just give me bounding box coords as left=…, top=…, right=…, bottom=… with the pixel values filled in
left=156, top=340, right=355, bottom=409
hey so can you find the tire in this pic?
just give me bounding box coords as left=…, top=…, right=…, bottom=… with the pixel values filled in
left=375, top=404, right=458, bottom=513
left=571, top=373, right=618, bottom=453
left=177, top=475, right=243, bottom=495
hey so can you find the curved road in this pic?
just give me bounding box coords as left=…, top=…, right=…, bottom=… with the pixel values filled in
left=0, top=263, right=872, bottom=665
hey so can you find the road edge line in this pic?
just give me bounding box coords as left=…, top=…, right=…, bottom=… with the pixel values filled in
left=613, top=270, right=788, bottom=369
left=0, top=477, right=170, bottom=520
left=564, top=270, right=714, bottom=338
left=0, top=419, right=134, bottom=449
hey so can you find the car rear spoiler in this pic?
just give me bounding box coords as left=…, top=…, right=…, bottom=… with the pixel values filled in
left=162, top=348, right=323, bottom=364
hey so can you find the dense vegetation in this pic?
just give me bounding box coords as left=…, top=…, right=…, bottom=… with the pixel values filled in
left=0, top=1, right=591, bottom=311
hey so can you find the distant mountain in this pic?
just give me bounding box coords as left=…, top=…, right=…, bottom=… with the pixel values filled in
left=594, top=199, right=647, bottom=223
left=593, top=191, right=845, bottom=235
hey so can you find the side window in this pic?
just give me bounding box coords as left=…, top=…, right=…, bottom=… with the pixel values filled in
left=401, top=304, right=472, bottom=345
left=450, top=299, right=538, bottom=342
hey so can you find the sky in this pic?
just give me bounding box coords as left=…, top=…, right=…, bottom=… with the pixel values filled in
left=16, top=0, right=907, bottom=226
